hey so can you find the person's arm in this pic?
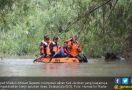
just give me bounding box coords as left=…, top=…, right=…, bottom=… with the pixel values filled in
left=39, top=42, right=44, bottom=55
left=77, top=44, right=82, bottom=53
left=39, top=42, right=43, bottom=48
left=49, top=43, right=55, bottom=56
left=63, top=47, right=70, bottom=55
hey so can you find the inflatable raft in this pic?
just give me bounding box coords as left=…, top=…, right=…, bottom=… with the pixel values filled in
left=34, top=55, right=88, bottom=63
left=34, top=58, right=80, bottom=63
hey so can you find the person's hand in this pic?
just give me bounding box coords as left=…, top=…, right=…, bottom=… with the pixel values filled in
left=77, top=48, right=82, bottom=52
left=46, top=54, right=50, bottom=58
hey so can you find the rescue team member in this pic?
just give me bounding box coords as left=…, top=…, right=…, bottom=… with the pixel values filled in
left=58, top=42, right=69, bottom=57
left=65, top=35, right=82, bottom=57
left=39, top=35, right=52, bottom=57
left=49, top=36, right=60, bottom=58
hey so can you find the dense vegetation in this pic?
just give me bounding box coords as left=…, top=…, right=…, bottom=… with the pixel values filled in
left=0, top=0, right=132, bottom=57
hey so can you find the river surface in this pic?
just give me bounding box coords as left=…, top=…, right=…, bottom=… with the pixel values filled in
left=0, top=58, right=132, bottom=76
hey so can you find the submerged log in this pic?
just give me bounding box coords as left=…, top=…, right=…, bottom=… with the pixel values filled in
left=104, top=52, right=119, bottom=61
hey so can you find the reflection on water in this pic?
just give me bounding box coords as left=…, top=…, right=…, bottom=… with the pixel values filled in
left=41, top=63, right=80, bottom=76
left=0, top=58, right=132, bottom=76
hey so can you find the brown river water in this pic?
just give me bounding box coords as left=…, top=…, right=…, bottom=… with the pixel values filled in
left=0, top=58, right=132, bottom=76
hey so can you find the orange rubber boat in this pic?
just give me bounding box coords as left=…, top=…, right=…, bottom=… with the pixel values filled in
left=34, top=58, right=80, bottom=63
left=34, top=54, right=88, bottom=63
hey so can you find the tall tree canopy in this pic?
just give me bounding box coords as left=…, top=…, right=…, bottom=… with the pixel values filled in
left=0, top=0, right=132, bottom=57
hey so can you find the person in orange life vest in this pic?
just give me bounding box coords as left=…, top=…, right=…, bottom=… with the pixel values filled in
left=39, top=35, right=51, bottom=57
left=49, top=36, right=60, bottom=58
left=65, top=35, right=82, bottom=57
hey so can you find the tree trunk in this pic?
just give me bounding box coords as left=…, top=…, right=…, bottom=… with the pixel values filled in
left=124, top=29, right=132, bottom=60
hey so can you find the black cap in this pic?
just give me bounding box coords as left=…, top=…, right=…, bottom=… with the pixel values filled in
left=53, top=36, right=59, bottom=40
left=44, top=34, right=49, bottom=40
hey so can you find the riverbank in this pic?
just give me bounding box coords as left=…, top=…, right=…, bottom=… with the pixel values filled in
left=0, top=55, right=35, bottom=59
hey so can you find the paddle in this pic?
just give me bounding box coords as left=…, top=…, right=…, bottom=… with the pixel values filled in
left=82, top=54, right=88, bottom=62
left=77, top=54, right=88, bottom=63
left=49, top=52, right=58, bottom=62
left=33, top=54, right=45, bottom=63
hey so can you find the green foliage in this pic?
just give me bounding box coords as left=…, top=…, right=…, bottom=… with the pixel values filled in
left=0, top=0, right=132, bottom=57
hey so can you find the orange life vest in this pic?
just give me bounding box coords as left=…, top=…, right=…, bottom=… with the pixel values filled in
left=65, top=39, right=81, bottom=57
left=40, top=40, right=52, bottom=56
left=49, top=42, right=61, bottom=57
left=46, top=40, right=52, bottom=55
left=70, top=43, right=81, bottom=57
left=52, top=42, right=60, bottom=52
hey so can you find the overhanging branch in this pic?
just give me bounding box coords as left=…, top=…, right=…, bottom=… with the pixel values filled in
left=64, top=0, right=112, bottom=32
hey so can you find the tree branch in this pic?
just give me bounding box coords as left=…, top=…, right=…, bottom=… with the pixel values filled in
left=105, top=0, right=118, bottom=22
left=65, top=0, right=112, bottom=32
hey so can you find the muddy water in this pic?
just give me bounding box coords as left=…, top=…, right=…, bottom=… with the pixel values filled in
left=0, top=58, right=132, bottom=76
